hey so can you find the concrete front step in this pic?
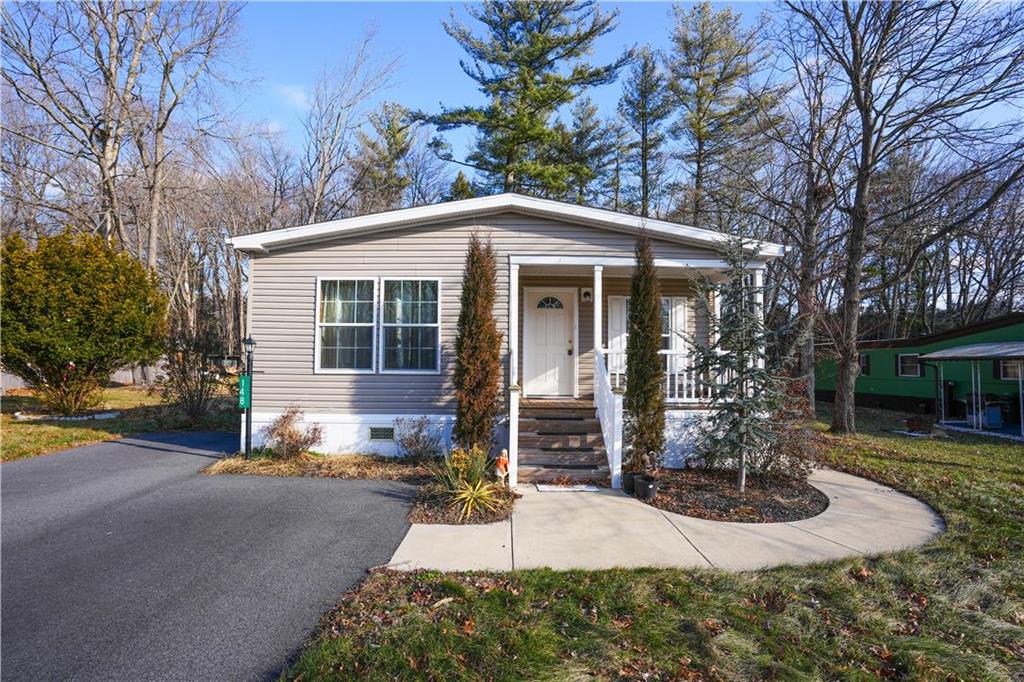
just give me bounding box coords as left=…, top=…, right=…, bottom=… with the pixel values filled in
left=518, top=465, right=610, bottom=483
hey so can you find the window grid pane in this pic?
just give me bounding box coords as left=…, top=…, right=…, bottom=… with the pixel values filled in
left=382, top=279, right=440, bottom=371
left=318, top=279, right=375, bottom=370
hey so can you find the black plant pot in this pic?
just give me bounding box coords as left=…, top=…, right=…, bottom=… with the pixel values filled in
left=634, top=475, right=657, bottom=501
left=622, top=471, right=637, bottom=494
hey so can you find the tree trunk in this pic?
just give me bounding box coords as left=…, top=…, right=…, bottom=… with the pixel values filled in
left=831, top=167, right=871, bottom=433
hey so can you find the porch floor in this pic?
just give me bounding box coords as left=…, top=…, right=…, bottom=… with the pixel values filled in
left=387, top=468, right=943, bottom=572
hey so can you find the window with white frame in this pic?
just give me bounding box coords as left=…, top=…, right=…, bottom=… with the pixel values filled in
left=897, top=353, right=921, bottom=377
left=999, top=359, right=1022, bottom=380
left=317, top=279, right=376, bottom=371
left=381, top=279, right=440, bottom=372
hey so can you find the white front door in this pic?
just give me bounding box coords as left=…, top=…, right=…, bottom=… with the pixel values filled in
left=524, top=289, right=575, bottom=396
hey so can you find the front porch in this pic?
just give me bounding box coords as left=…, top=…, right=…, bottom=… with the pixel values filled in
left=506, top=255, right=765, bottom=488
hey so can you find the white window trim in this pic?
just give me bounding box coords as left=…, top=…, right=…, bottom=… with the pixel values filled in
left=314, top=277, right=378, bottom=375
left=897, top=353, right=921, bottom=378
left=606, top=295, right=691, bottom=351
left=999, top=359, right=1022, bottom=380
left=379, top=277, right=443, bottom=375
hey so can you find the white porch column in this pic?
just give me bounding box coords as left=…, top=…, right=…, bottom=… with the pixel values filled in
left=752, top=267, right=765, bottom=369
left=593, top=265, right=603, bottom=356
left=509, top=262, right=519, bottom=387
left=508, top=262, right=520, bottom=487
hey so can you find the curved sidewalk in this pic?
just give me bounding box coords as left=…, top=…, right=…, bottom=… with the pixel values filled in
left=388, top=468, right=944, bottom=572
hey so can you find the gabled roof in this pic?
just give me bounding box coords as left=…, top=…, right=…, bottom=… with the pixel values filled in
left=227, top=193, right=786, bottom=258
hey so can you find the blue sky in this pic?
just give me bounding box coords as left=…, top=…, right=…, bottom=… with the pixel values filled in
left=223, top=2, right=767, bottom=160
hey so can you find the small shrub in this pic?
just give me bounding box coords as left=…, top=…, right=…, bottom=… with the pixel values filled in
left=428, top=445, right=497, bottom=520
left=394, top=416, right=443, bottom=461
left=750, top=378, right=818, bottom=480
left=161, top=316, right=221, bottom=420
left=260, top=407, right=323, bottom=460
left=450, top=479, right=499, bottom=521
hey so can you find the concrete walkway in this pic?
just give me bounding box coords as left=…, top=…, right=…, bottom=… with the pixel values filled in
left=388, top=469, right=944, bottom=572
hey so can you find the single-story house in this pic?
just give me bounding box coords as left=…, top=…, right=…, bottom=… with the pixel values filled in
left=228, top=193, right=784, bottom=487
left=815, top=313, right=1024, bottom=423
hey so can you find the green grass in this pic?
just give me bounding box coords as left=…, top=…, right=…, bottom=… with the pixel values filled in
left=1, top=386, right=237, bottom=462
left=286, top=406, right=1024, bottom=681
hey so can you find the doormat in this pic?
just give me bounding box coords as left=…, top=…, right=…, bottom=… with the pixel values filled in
left=535, top=484, right=600, bottom=492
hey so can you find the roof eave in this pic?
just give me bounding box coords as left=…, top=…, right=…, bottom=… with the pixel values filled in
left=225, top=193, right=787, bottom=258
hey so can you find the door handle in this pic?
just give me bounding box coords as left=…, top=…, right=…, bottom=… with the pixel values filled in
left=568, top=339, right=573, bottom=356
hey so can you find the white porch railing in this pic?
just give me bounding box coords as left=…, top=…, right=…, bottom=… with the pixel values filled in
left=594, top=348, right=623, bottom=489
left=605, top=349, right=715, bottom=403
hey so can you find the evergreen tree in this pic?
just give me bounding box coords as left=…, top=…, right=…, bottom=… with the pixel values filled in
left=425, top=1, right=628, bottom=195
left=667, top=1, right=765, bottom=225
left=691, top=238, right=780, bottom=493
left=624, top=231, right=665, bottom=471
left=349, top=103, right=412, bottom=214
left=1, top=231, right=166, bottom=414
left=618, top=46, right=673, bottom=218
left=447, top=170, right=477, bottom=201
left=555, top=98, right=618, bottom=205
left=453, top=234, right=503, bottom=449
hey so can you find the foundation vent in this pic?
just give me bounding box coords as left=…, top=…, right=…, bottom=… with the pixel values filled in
left=369, top=426, right=395, bottom=442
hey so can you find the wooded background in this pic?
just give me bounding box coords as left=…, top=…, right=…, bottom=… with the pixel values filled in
left=3, top=1, right=1022, bottom=432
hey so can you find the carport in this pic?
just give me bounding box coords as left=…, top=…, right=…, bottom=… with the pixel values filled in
left=920, top=342, right=1024, bottom=439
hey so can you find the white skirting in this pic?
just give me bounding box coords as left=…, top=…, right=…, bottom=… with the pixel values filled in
left=242, top=412, right=456, bottom=456
left=663, top=409, right=712, bottom=468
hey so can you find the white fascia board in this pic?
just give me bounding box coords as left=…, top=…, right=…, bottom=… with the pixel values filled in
left=227, top=193, right=786, bottom=258
left=508, top=255, right=767, bottom=270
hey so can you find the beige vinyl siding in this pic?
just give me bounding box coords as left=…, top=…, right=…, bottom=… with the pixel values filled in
left=249, top=212, right=719, bottom=413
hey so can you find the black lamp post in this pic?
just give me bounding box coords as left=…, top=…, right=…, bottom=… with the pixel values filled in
left=243, top=336, right=256, bottom=460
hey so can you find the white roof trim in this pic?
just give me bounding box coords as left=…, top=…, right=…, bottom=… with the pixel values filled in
left=920, top=342, right=1024, bottom=361
left=227, top=193, right=786, bottom=258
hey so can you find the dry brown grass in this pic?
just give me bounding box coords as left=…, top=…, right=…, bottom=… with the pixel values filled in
left=203, top=452, right=433, bottom=483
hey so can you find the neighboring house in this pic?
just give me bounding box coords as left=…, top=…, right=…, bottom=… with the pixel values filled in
left=815, top=313, right=1024, bottom=421
left=228, top=193, right=784, bottom=487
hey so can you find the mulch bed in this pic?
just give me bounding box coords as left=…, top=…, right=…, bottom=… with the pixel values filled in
left=640, top=468, right=829, bottom=523
left=409, top=486, right=519, bottom=525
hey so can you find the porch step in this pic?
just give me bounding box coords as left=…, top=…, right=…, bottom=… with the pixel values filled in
left=518, top=417, right=602, bottom=434
left=518, top=465, right=610, bottom=484
left=518, top=448, right=606, bottom=468
left=517, top=401, right=608, bottom=483
left=519, top=432, right=604, bottom=448
left=520, top=407, right=597, bottom=419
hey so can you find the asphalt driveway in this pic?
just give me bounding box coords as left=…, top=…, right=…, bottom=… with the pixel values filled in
left=1, top=432, right=414, bottom=681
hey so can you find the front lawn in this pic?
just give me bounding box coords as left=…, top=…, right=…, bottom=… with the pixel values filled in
left=1, top=386, right=236, bottom=462
left=285, top=406, right=1024, bottom=680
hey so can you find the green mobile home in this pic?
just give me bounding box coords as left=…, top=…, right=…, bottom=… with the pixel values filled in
left=816, top=314, right=1024, bottom=424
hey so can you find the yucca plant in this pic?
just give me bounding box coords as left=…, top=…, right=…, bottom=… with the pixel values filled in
left=450, top=479, right=499, bottom=521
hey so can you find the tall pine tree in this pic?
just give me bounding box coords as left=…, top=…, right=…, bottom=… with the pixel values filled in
left=425, top=1, right=628, bottom=195
left=349, top=103, right=413, bottom=214
left=554, top=98, right=618, bottom=205
left=453, top=234, right=503, bottom=449
left=446, top=171, right=476, bottom=201
left=624, top=231, right=665, bottom=471
left=618, top=46, right=673, bottom=218
left=667, top=1, right=765, bottom=225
